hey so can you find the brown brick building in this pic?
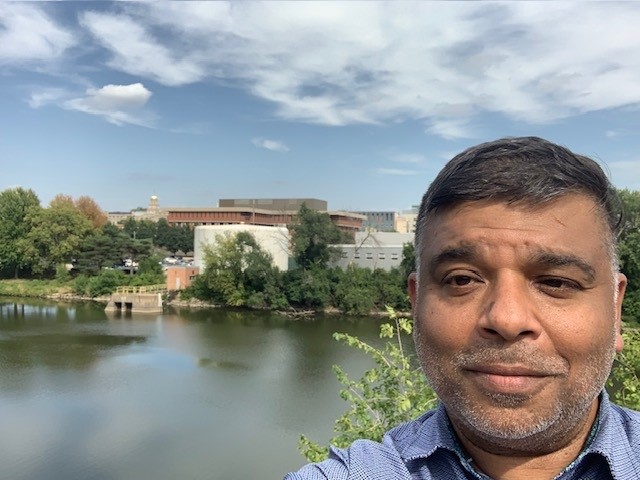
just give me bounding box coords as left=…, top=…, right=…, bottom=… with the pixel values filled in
left=165, top=198, right=364, bottom=235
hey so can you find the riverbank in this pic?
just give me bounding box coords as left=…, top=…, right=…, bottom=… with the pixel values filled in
left=0, top=279, right=410, bottom=317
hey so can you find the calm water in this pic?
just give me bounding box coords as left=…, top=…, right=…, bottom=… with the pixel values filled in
left=0, top=298, right=388, bottom=480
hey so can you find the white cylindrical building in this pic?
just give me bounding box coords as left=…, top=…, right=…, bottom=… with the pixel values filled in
left=193, top=225, right=290, bottom=271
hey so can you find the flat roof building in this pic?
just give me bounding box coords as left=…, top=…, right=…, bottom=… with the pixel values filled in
left=166, top=199, right=364, bottom=235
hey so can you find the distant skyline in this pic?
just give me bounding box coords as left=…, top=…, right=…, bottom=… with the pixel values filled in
left=2, top=2, right=640, bottom=212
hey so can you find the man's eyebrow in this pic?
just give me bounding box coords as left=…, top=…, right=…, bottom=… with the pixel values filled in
left=529, top=251, right=596, bottom=282
left=427, top=245, right=478, bottom=273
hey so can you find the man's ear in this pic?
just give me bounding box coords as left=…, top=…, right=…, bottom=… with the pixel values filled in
left=615, top=272, right=627, bottom=353
left=408, top=272, right=418, bottom=311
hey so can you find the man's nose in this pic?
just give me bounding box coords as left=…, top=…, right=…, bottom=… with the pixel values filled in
left=477, top=273, right=542, bottom=342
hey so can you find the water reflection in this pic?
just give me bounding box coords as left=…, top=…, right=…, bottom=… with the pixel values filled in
left=0, top=297, right=388, bottom=479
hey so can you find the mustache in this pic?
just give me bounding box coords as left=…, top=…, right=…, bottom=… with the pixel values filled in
left=451, top=346, right=568, bottom=375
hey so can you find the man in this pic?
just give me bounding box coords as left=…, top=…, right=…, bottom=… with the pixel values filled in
left=285, top=137, right=640, bottom=479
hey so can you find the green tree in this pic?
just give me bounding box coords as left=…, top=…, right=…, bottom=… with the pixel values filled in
left=372, top=267, right=410, bottom=311
left=608, top=329, right=640, bottom=410
left=334, top=264, right=376, bottom=315
left=299, top=308, right=438, bottom=462
left=0, top=187, right=41, bottom=278
left=121, top=237, right=154, bottom=276
left=284, top=266, right=332, bottom=310
left=194, top=231, right=285, bottom=308
left=618, top=189, right=640, bottom=324
left=75, top=233, right=124, bottom=275
left=177, top=225, right=194, bottom=255
left=122, top=218, right=157, bottom=241
left=289, top=204, right=344, bottom=269
left=154, top=218, right=174, bottom=250
left=18, top=200, right=93, bottom=276
left=399, top=242, right=416, bottom=280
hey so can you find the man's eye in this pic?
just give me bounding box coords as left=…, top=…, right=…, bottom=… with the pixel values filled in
left=443, top=274, right=478, bottom=287
left=539, top=277, right=582, bottom=292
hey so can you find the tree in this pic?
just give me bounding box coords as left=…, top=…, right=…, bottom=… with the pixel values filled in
left=75, top=226, right=127, bottom=275
left=334, top=264, right=376, bottom=315
left=75, top=195, right=108, bottom=229
left=195, top=231, right=285, bottom=308
left=284, top=266, right=332, bottom=310
left=121, top=217, right=156, bottom=241
left=0, top=187, right=41, bottom=278
left=18, top=199, right=93, bottom=276
left=618, top=189, right=640, bottom=324
left=177, top=225, right=194, bottom=255
left=154, top=218, right=173, bottom=250
left=289, top=204, right=344, bottom=269
left=399, top=242, right=416, bottom=280
left=121, top=237, right=153, bottom=275
left=299, top=308, right=438, bottom=462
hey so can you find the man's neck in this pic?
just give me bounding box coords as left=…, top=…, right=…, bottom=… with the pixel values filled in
left=451, top=402, right=599, bottom=480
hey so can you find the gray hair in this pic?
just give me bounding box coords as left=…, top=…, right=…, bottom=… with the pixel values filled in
left=414, top=136, right=622, bottom=272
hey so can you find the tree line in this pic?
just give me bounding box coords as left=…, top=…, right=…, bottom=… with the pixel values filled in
left=1, top=186, right=639, bottom=321
left=186, top=194, right=640, bottom=321
left=0, top=187, right=193, bottom=295
left=184, top=204, right=414, bottom=314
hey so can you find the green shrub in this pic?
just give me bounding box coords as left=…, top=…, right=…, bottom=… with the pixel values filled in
left=299, top=307, right=437, bottom=462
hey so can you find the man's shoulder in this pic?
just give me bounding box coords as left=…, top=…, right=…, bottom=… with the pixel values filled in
left=284, top=409, right=444, bottom=480
left=609, top=402, right=640, bottom=434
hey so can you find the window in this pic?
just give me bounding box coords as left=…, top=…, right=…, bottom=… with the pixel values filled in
left=354, top=253, right=360, bottom=259
left=378, top=253, right=385, bottom=259
left=366, top=252, right=373, bottom=259
left=391, top=253, right=399, bottom=260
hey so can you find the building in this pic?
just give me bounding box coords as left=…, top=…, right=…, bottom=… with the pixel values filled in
left=107, top=195, right=167, bottom=225
left=165, top=266, right=200, bottom=291
left=219, top=198, right=327, bottom=211
left=166, top=198, right=365, bottom=235
left=352, top=210, right=398, bottom=232
left=193, top=224, right=290, bottom=271
left=395, top=212, right=418, bottom=233
left=331, top=232, right=414, bottom=271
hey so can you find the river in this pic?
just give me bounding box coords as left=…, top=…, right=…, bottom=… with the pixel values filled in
left=0, top=297, right=393, bottom=480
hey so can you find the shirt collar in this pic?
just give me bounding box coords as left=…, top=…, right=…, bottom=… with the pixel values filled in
left=583, top=390, right=640, bottom=479
left=398, top=391, right=639, bottom=479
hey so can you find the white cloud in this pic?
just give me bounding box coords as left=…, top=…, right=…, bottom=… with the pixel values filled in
left=28, top=88, right=69, bottom=109
left=251, top=138, right=290, bottom=153
left=6, top=3, right=640, bottom=138
left=0, top=4, right=75, bottom=65
left=63, top=83, right=154, bottom=127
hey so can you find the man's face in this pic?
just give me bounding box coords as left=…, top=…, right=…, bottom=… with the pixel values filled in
left=409, top=195, right=626, bottom=454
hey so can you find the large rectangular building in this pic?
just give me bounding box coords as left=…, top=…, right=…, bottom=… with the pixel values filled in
left=165, top=198, right=364, bottom=235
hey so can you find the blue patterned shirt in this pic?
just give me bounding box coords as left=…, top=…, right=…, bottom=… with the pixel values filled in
left=285, top=393, right=640, bottom=479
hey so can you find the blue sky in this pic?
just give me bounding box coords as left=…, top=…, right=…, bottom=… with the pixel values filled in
left=1, top=2, right=640, bottom=213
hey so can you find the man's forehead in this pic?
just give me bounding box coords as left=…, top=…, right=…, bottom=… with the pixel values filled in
left=424, top=195, right=607, bottom=232
left=418, top=196, right=613, bottom=263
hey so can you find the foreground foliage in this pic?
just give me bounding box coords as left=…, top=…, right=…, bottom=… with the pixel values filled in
left=609, top=329, right=640, bottom=410
left=299, top=308, right=437, bottom=463
left=300, top=311, right=640, bottom=463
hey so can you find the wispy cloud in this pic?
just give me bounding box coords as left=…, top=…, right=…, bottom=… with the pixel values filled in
left=0, top=3, right=75, bottom=65
left=251, top=137, right=290, bottom=153
left=6, top=3, right=640, bottom=138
